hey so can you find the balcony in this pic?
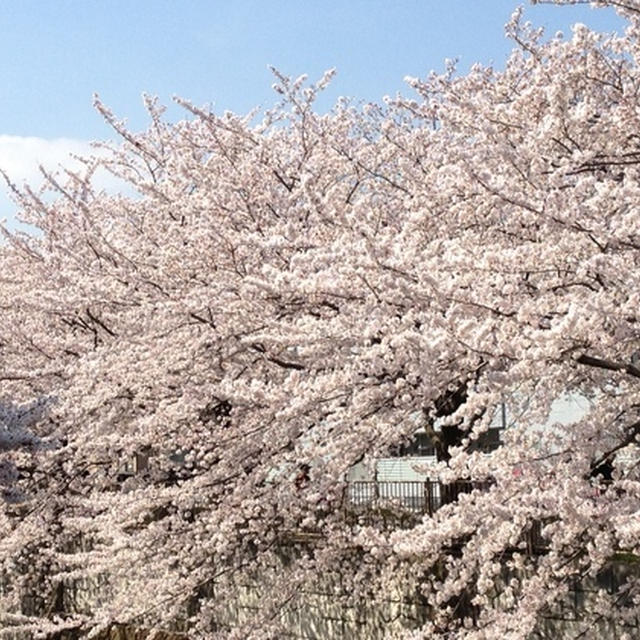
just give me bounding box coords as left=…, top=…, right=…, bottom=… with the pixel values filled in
left=346, top=478, right=547, bottom=553
left=346, top=479, right=488, bottom=515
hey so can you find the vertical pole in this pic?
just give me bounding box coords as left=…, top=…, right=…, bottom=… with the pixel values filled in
left=374, top=462, right=380, bottom=501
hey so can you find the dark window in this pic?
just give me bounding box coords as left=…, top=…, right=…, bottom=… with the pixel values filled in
left=391, top=431, right=436, bottom=457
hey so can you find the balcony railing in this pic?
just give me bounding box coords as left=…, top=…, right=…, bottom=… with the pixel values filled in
left=347, top=480, right=491, bottom=515
left=346, top=479, right=548, bottom=552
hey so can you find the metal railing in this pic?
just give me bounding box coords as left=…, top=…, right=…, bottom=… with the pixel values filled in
left=346, top=480, right=490, bottom=515
left=346, top=479, right=549, bottom=551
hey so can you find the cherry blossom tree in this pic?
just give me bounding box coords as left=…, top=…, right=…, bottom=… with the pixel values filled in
left=3, top=1, right=640, bottom=638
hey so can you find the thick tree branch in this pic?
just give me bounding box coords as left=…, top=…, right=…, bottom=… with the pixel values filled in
left=576, top=354, right=640, bottom=379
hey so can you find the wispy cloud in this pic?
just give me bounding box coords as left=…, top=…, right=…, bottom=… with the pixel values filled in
left=0, top=135, right=97, bottom=187
left=0, top=135, right=127, bottom=228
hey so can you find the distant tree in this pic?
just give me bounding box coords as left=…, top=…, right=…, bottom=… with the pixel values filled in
left=4, top=1, right=640, bottom=637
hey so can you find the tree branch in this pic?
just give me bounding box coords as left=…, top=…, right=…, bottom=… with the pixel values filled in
left=576, top=354, right=640, bottom=379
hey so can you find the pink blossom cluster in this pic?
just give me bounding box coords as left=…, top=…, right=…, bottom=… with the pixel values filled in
left=3, top=1, right=640, bottom=637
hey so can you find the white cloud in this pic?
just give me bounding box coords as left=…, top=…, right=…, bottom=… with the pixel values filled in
left=0, top=135, right=129, bottom=229
left=0, top=135, right=96, bottom=187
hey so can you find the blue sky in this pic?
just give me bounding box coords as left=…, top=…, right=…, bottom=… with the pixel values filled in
left=0, top=0, right=624, bottom=223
